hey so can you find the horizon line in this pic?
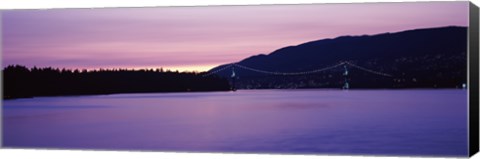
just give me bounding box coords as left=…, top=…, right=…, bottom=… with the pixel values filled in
left=2, top=25, right=468, bottom=72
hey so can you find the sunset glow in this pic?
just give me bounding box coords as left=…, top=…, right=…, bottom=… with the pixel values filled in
left=1, top=2, right=468, bottom=72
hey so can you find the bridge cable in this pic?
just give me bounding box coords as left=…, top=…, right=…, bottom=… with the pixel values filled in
left=344, top=61, right=393, bottom=77
left=203, top=61, right=393, bottom=77
left=233, top=62, right=345, bottom=76
left=202, top=64, right=233, bottom=77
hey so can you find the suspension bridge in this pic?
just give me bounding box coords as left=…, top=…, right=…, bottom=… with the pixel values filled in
left=203, top=61, right=393, bottom=90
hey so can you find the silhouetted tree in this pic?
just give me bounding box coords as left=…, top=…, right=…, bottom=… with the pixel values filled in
left=3, top=65, right=231, bottom=99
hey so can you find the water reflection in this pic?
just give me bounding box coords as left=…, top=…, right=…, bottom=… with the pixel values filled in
left=3, top=89, right=468, bottom=156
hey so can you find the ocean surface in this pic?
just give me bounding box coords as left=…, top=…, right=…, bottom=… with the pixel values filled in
left=2, top=89, right=468, bottom=156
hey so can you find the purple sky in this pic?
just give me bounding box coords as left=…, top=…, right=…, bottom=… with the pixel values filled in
left=2, top=2, right=469, bottom=72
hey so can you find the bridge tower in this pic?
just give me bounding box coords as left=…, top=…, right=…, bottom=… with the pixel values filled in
left=343, top=64, right=349, bottom=89
left=231, top=66, right=237, bottom=91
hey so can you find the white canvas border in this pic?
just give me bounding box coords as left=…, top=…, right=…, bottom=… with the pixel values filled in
left=0, top=0, right=478, bottom=159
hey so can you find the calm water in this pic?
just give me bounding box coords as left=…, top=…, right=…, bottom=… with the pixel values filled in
left=2, top=89, right=468, bottom=156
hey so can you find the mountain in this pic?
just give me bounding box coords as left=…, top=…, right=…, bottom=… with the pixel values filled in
left=209, top=26, right=468, bottom=89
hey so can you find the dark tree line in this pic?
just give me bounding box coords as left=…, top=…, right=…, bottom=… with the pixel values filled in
left=3, top=65, right=231, bottom=99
